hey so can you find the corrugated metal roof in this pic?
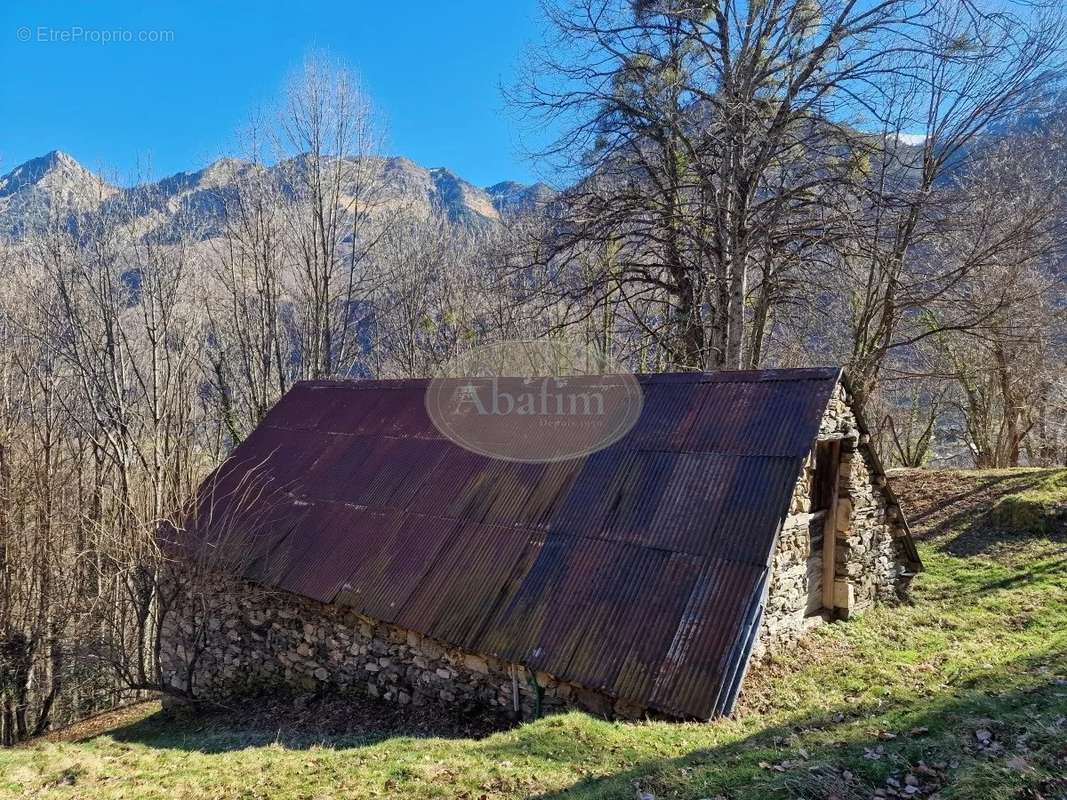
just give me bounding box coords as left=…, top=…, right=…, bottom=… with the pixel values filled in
left=182, top=367, right=848, bottom=719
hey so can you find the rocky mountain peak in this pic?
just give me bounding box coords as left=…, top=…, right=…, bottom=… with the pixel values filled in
left=0, top=150, right=119, bottom=238
left=0, top=149, right=113, bottom=199
left=486, top=180, right=556, bottom=216
left=0, top=150, right=557, bottom=242
left=428, top=167, right=499, bottom=224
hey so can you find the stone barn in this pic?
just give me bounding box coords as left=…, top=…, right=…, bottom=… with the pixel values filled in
left=160, top=367, right=921, bottom=720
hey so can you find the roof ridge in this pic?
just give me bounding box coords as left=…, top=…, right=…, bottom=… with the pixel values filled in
left=290, top=367, right=842, bottom=391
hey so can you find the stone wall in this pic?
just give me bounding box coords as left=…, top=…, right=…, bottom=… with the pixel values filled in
left=757, top=383, right=912, bottom=653
left=757, top=457, right=826, bottom=654
left=835, top=448, right=911, bottom=612
left=824, top=384, right=913, bottom=612
left=159, top=574, right=644, bottom=721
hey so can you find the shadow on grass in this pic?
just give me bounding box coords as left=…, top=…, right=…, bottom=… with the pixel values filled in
left=892, top=470, right=1066, bottom=558
left=510, top=662, right=1067, bottom=800
left=919, top=548, right=1067, bottom=604
left=968, top=554, right=1067, bottom=595
left=92, top=651, right=1067, bottom=800
left=99, top=690, right=516, bottom=752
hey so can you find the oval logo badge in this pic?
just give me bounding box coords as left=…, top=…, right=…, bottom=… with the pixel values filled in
left=425, top=340, right=644, bottom=463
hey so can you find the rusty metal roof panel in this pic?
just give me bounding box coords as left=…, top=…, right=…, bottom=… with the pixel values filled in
left=397, top=521, right=542, bottom=651
left=240, top=503, right=312, bottom=586
left=333, top=511, right=464, bottom=623
left=708, top=456, right=805, bottom=563
left=221, top=424, right=336, bottom=489
left=609, top=550, right=709, bottom=703
left=486, top=535, right=674, bottom=681
left=503, top=534, right=629, bottom=678
left=317, top=436, right=451, bottom=510
left=345, top=386, right=443, bottom=439
left=256, top=385, right=334, bottom=431
left=546, top=449, right=800, bottom=563
left=269, top=502, right=377, bottom=602
left=658, top=367, right=840, bottom=385
left=266, top=381, right=442, bottom=439
left=183, top=367, right=844, bottom=719
left=648, top=559, right=768, bottom=718
left=615, top=379, right=702, bottom=450
left=680, top=376, right=837, bottom=456
left=404, top=448, right=498, bottom=518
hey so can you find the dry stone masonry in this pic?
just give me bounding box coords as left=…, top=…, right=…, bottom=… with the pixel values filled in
left=159, top=575, right=634, bottom=720
left=757, top=384, right=913, bottom=655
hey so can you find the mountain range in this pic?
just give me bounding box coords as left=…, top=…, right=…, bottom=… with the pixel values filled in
left=0, top=150, right=556, bottom=242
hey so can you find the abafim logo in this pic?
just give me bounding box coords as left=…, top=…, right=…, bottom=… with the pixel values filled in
left=425, top=340, right=643, bottom=463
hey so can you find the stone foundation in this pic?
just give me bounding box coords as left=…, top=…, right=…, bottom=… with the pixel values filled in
left=159, top=575, right=639, bottom=720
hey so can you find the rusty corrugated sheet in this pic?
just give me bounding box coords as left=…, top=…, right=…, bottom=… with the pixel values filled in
left=183, top=367, right=844, bottom=719
left=335, top=511, right=463, bottom=622
left=396, top=521, right=542, bottom=651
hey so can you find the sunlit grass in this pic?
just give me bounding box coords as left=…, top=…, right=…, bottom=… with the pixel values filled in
left=990, top=468, right=1067, bottom=534
left=1, top=472, right=1064, bottom=800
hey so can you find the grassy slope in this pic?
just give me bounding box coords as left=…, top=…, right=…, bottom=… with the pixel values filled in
left=1, top=468, right=1064, bottom=800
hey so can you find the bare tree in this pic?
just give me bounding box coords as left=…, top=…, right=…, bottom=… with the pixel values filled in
left=204, top=124, right=295, bottom=443
left=518, top=0, right=1064, bottom=383
left=835, top=1, right=1064, bottom=411
left=276, top=55, right=389, bottom=380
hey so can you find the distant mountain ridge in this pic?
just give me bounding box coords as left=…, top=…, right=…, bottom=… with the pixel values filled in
left=0, top=150, right=555, bottom=242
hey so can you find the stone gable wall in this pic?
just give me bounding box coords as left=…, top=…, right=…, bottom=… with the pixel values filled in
left=757, top=383, right=912, bottom=654
left=824, top=384, right=913, bottom=611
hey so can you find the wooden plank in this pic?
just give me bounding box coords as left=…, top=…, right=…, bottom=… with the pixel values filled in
left=821, top=440, right=842, bottom=612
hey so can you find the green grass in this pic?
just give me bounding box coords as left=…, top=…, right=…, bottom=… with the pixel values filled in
left=1, top=469, right=1065, bottom=800
left=990, top=468, right=1067, bottom=534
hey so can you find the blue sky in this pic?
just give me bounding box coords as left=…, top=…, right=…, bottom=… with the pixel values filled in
left=0, top=0, right=554, bottom=187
